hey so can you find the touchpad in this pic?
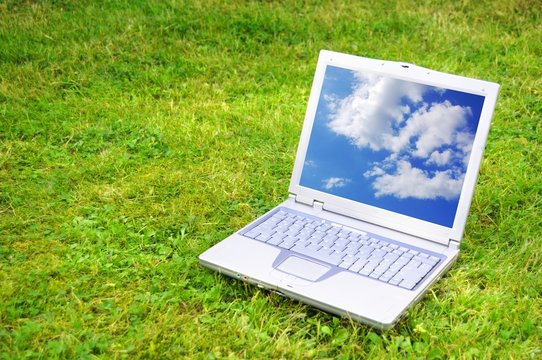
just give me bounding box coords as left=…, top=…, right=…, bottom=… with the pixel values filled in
left=276, top=256, right=330, bottom=281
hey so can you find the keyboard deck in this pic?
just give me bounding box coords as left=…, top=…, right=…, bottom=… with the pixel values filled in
left=240, top=207, right=444, bottom=290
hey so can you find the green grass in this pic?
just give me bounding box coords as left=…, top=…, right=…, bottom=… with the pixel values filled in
left=1, top=0, right=541, bottom=358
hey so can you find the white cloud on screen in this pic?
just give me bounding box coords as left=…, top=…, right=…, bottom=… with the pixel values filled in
left=326, top=73, right=426, bottom=152
left=325, top=71, right=474, bottom=200
left=427, top=149, right=452, bottom=166
left=370, top=161, right=464, bottom=200
left=322, top=177, right=351, bottom=190
left=414, top=102, right=471, bottom=158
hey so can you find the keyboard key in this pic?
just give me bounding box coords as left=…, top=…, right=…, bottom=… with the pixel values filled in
left=381, top=269, right=398, bottom=279
left=370, top=249, right=387, bottom=259
left=350, top=259, right=368, bottom=273
left=306, top=243, right=322, bottom=252
left=273, top=227, right=287, bottom=235
left=373, top=264, right=389, bottom=275
left=346, top=242, right=361, bottom=250
left=295, top=240, right=310, bottom=248
left=389, top=263, right=405, bottom=272
left=312, top=231, right=326, bottom=239
left=281, top=235, right=294, bottom=243
left=358, top=246, right=373, bottom=255
left=398, top=280, right=417, bottom=290
left=400, top=271, right=422, bottom=283
left=327, top=252, right=345, bottom=265
left=327, top=227, right=340, bottom=235
left=284, top=230, right=299, bottom=238
left=348, top=233, right=359, bottom=242
left=244, top=230, right=260, bottom=239
left=267, top=236, right=283, bottom=246
left=322, top=234, right=338, bottom=242
left=316, top=224, right=331, bottom=232
left=418, top=263, right=432, bottom=276
left=330, top=244, right=347, bottom=253
left=379, top=274, right=393, bottom=282
left=345, top=247, right=360, bottom=256
left=256, top=234, right=272, bottom=242
left=278, top=241, right=294, bottom=249
left=339, top=260, right=354, bottom=269
left=360, top=261, right=378, bottom=274
left=383, top=253, right=399, bottom=262
left=318, top=242, right=331, bottom=250
left=350, top=229, right=367, bottom=237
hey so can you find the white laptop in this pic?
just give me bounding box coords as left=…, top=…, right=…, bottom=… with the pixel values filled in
left=199, top=50, right=499, bottom=329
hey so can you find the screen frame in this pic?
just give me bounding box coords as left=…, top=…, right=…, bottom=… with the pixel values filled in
left=288, top=50, right=500, bottom=245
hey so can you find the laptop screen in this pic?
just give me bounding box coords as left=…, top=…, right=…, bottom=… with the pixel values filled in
left=299, top=65, right=486, bottom=228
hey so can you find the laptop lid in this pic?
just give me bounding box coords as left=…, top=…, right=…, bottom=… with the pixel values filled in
left=289, top=50, right=499, bottom=246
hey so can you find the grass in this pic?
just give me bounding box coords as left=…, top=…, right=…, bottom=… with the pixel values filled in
left=0, top=0, right=541, bottom=358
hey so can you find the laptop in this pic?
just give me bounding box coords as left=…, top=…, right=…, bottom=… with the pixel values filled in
left=199, top=50, right=499, bottom=329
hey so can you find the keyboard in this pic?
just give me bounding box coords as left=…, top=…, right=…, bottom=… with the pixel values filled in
left=240, top=207, right=444, bottom=290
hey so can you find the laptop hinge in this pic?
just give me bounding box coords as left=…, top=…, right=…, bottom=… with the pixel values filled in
left=448, top=239, right=460, bottom=250
left=313, top=200, right=324, bottom=211
left=291, top=194, right=324, bottom=211
left=291, top=193, right=313, bottom=206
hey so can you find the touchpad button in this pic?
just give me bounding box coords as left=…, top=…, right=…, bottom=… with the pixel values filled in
left=276, top=256, right=330, bottom=281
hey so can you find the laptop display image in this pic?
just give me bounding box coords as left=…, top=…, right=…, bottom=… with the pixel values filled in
left=300, top=65, right=485, bottom=228
left=200, top=50, right=499, bottom=329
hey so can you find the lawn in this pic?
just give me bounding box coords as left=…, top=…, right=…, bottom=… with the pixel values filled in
left=1, top=0, right=541, bottom=358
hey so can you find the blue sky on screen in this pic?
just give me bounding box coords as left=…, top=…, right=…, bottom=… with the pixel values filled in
left=299, top=65, right=485, bottom=227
